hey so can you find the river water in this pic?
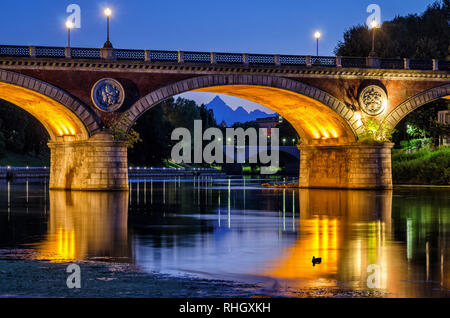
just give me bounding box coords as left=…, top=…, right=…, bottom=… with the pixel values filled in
left=0, top=177, right=448, bottom=297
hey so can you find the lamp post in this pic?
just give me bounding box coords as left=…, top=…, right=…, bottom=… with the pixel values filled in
left=314, top=31, right=321, bottom=57
left=103, top=8, right=113, bottom=48
left=369, top=20, right=379, bottom=57
left=66, top=21, right=73, bottom=48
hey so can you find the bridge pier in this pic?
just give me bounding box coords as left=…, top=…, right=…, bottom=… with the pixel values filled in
left=48, top=132, right=128, bottom=191
left=298, top=143, right=393, bottom=190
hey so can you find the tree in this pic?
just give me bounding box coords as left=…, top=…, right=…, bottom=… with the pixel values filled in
left=277, top=120, right=299, bottom=145
left=128, top=103, right=174, bottom=166
left=0, top=99, right=49, bottom=157
left=198, top=103, right=217, bottom=129
left=164, top=97, right=202, bottom=134
left=129, top=97, right=219, bottom=166
left=335, top=1, right=449, bottom=59
left=392, top=99, right=449, bottom=147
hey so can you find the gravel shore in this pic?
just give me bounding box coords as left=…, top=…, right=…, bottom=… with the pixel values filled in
left=0, top=259, right=387, bottom=298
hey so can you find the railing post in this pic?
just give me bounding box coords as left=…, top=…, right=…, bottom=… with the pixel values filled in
left=29, top=46, right=36, bottom=58
left=144, top=50, right=151, bottom=62
left=274, top=54, right=281, bottom=66
left=242, top=53, right=249, bottom=65
left=403, top=58, right=410, bottom=70
left=433, top=59, right=439, bottom=71
left=367, top=56, right=380, bottom=68
left=178, top=51, right=184, bottom=63
left=65, top=47, right=72, bottom=59
left=305, top=56, right=312, bottom=67
left=210, top=52, right=216, bottom=64
left=100, top=47, right=116, bottom=60
left=336, top=56, right=342, bottom=68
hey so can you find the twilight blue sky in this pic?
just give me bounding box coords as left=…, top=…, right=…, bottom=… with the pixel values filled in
left=0, top=0, right=436, bottom=112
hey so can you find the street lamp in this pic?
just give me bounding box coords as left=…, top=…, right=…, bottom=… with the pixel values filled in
left=314, top=31, right=321, bottom=57
left=103, top=7, right=113, bottom=48
left=369, top=20, right=379, bottom=57
left=65, top=20, right=73, bottom=48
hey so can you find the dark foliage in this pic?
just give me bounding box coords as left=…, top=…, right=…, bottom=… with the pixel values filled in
left=0, top=99, right=49, bottom=159
left=335, top=0, right=449, bottom=59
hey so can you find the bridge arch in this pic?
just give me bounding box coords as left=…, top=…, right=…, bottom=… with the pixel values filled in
left=0, top=69, right=100, bottom=141
left=384, top=83, right=450, bottom=129
left=127, top=75, right=361, bottom=145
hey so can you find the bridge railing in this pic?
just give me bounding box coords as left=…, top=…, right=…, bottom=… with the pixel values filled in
left=0, top=45, right=447, bottom=71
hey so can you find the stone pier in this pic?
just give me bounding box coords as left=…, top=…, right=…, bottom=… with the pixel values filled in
left=298, top=143, right=394, bottom=190
left=48, top=132, right=128, bottom=191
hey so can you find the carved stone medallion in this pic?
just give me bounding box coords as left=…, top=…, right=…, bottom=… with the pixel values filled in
left=358, top=85, right=387, bottom=116
left=91, top=78, right=125, bottom=112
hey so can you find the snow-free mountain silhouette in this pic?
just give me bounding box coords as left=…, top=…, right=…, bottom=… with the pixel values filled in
left=206, top=96, right=273, bottom=126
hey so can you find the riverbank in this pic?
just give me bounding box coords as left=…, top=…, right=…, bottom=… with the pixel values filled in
left=392, top=147, right=450, bottom=185
left=0, top=256, right=386, bottom=298
left=0, top=259, right=259, bottom=298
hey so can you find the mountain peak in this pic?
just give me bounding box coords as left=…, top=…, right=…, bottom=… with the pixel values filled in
left=210, top=95, right=226, bottom=104
left=206, top=95, right=273, bottom=126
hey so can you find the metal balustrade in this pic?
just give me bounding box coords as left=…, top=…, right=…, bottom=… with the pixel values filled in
left=311, top=56, right=336, bottom=66
left=380, top=58, right=404, bottom=69
left=0, top=45, right=29, bottom=57
left=216, top=52, right=244, bottom=64
left=279, top=55, right=306, bottom=65
left=409, top=59, right=433, bottom=70
left=341, top=57, right=367, bottom=68
left=248, top=54, right=275, bottom=64
left=150, top=50, right=178, bottom=62
left=183, top=51, right=211, bottom=63
left=71, top=47, right=101, bottom=59
left=115, top=49, right=145, bottom=60
left=0, top=45, right=446, bottom=71
left=439, top=60, right=450, bottom=71
left=35, top=46, right=66, bottom=58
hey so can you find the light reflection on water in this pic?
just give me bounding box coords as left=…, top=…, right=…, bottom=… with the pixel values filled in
left=0, top=177, right=448, bottom=297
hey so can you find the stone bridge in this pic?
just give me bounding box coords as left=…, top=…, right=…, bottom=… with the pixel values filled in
left=0, top=45, right=449, bottom=190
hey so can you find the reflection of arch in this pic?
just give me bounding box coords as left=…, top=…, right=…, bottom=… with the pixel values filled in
left=384, top=83, right=450, bottom=129
left=127, top=75, right=361, bottom=144
left=0, top=69, right=100, bottom=141
left=36, top=190, right=130, bottom=261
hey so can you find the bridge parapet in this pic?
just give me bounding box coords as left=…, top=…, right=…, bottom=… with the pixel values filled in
left=0, top=45, right=448, bottom=71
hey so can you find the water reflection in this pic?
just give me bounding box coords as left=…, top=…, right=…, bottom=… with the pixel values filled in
left=0, top=178, right=448, bottom=297
left=264, top=190, right=392, bottom=290
left=263, top=189, right=448, bottom=297
left=35, top=190, right=131, bottom=262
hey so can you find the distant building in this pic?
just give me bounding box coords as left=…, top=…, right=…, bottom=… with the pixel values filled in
left=255, top=115, right=282, bottom=138
left=438, top=110, right=449, bottom=145
left=255, top=116, right=281, bottom=129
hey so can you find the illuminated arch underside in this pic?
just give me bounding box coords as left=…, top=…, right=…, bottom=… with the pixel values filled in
left=0, top=82, right=89, bottom=141
left=194, top=85, right=356, bottom=144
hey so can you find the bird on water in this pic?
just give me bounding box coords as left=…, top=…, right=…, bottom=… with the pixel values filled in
left=312, top=256, right=322, bottom=266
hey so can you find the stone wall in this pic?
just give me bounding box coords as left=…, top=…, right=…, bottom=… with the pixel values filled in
left=298, top=143, right=393, bottom=189
left=48, top=132, right=128, bottom=191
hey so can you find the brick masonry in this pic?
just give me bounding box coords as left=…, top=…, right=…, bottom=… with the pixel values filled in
left=0, top=58, right=448, bottom=190
left=48, top=132, right=128, bottom=191
left=298, top=143, right=394, bottom=189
